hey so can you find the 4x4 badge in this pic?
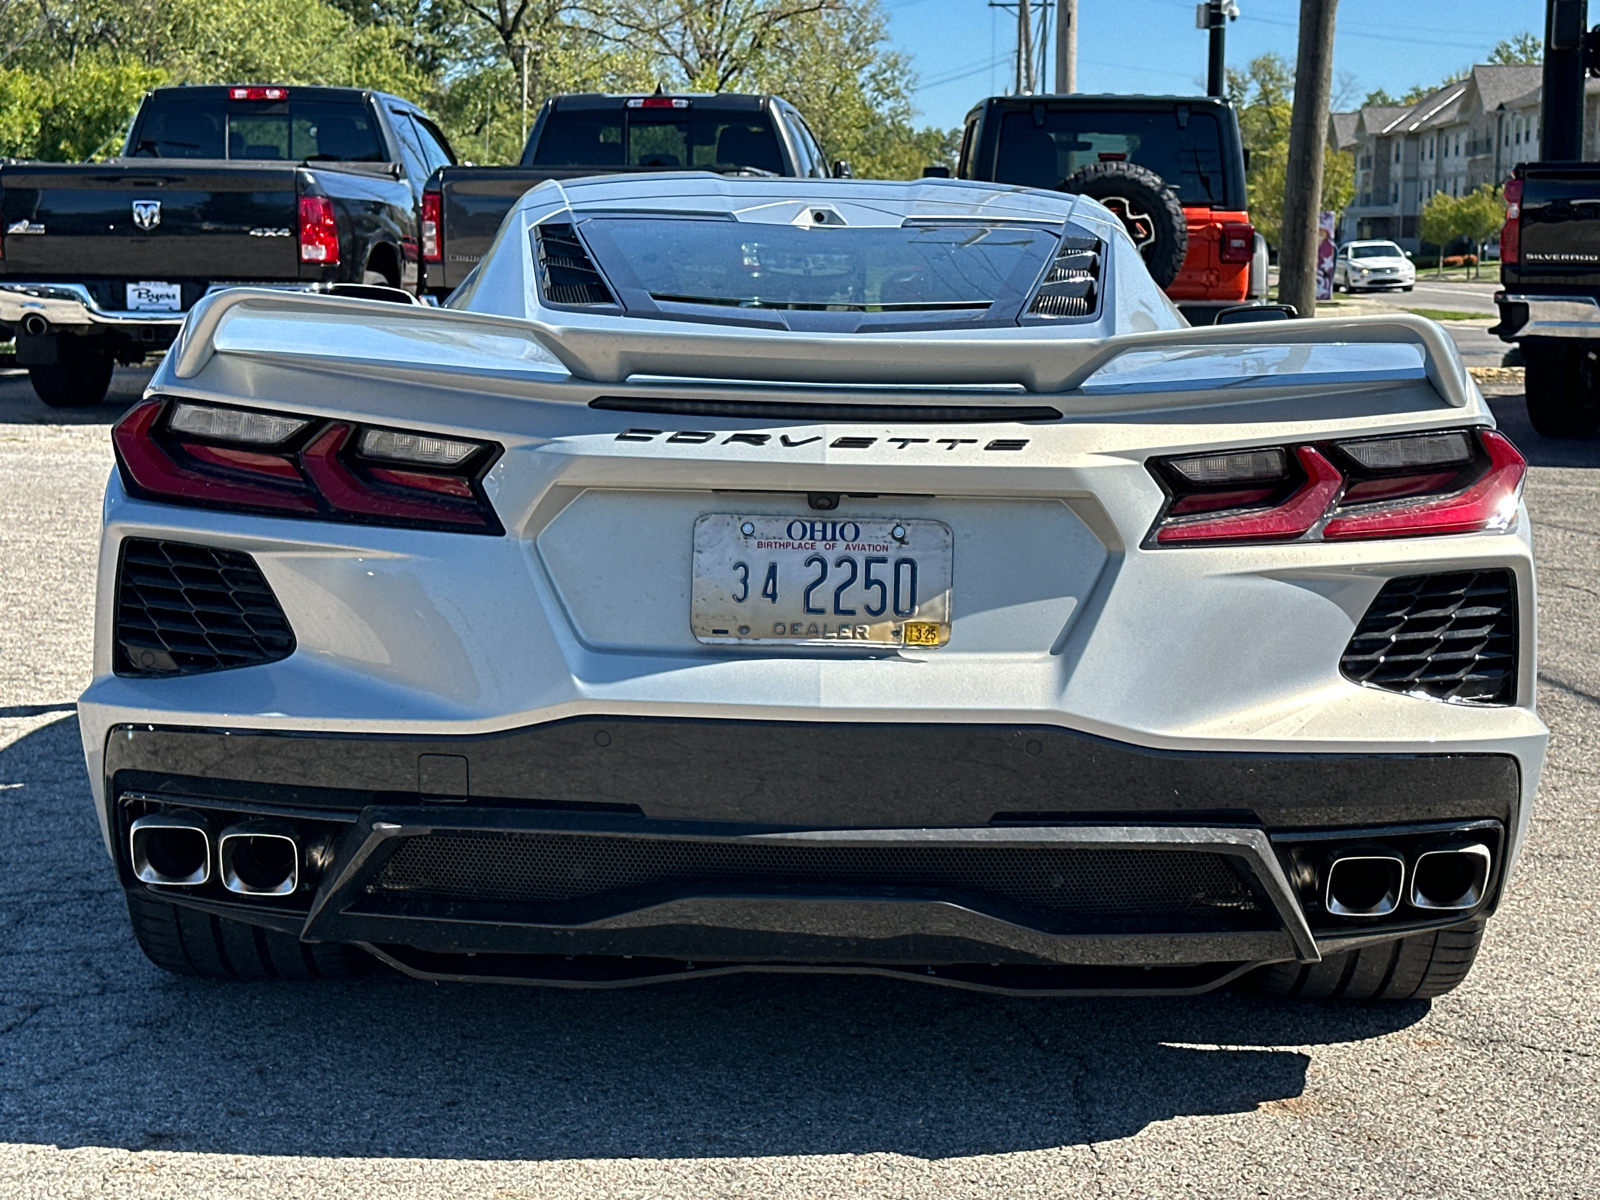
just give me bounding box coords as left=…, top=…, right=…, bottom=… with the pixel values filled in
left=132, top=200, right=161, bottom=230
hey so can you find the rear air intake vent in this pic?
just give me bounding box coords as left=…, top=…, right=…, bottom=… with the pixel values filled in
left=534, top=222, right=616, bottom=307
left=114, top=539, right=296, bottom=677
left=1028, top=235, right=1100, bottom=319
left=1341, top=570, right=1516, bottom=705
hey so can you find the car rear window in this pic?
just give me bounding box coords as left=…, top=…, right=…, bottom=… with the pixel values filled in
left=130, top=99, right=384, bottom=162
left=529, top=111, right=785, bottom=174
left=993, top=109, right=1227, bottom=206
left=585, top=218, right=1058, bottom=311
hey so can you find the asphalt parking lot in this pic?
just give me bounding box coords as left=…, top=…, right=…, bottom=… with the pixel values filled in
left=1, top=341, right=1596, bottom=1197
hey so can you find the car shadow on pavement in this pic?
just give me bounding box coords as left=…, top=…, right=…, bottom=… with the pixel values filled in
left=0, top=365, right=153, bottom=425
left=0, top=715, right=1429, bottom=1163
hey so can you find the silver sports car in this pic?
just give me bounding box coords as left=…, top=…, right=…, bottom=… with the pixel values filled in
left=80, top=174, right=1543, bottom=1000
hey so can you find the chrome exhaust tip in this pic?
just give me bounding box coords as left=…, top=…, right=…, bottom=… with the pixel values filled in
left=219, top=822, right=299, bottom=896
left=1410, top=844, right=1493, bottom=912
left=1324, top=853, right=1405, bottom=918
left=20, top=313, right=48, bottom=337
left=130, top=813, right=212, bottom=886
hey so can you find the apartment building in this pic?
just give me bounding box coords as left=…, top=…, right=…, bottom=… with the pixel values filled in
left=1332, top=64, right=1562, bottom=249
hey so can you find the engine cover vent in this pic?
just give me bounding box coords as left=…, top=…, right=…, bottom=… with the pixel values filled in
left=1341, top=570, right=1517, bottom=705
left=1027, top=235, right=1100, bottom=319
left=533, top=222, right=617, bottom=308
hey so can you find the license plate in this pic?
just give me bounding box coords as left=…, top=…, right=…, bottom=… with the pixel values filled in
left=691, top=514, right=953, bottom=646
left=126, top=281, right=181, bottom=312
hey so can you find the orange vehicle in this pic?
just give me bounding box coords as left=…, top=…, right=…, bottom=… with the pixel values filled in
left=951, top=94, right=1266, bottom=323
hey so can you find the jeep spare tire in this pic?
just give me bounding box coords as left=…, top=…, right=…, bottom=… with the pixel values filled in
left=1059, top=161, right=1189, bottom=289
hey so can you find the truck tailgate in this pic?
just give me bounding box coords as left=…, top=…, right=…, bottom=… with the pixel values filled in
left=1510, top=164, right=1600, bottom=287
left=0, top=161, right=301, bottom=281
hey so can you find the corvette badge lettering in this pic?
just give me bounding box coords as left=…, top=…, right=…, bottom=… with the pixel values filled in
left=613, top=428, right=1028, bottom=452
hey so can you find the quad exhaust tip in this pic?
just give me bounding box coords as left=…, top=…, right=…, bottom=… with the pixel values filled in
left=218, top=822, right=299, bottom=896
left=1410, top=844, right=1493, bottom=912
left=1324, top=853, right=1405, bottom=918
left=130, top=813, right=212, bottom=887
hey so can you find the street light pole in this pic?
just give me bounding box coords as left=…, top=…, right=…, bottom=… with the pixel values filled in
left=1196, top=0, right=1239, bottom=98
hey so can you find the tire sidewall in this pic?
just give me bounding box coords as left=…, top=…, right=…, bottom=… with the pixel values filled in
left=1058, top=162, right=1189, bottom=289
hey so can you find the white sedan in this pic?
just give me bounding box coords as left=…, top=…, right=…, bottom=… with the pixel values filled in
left=80, top=175, right=1541, bottom=1001
left=1335, top=240, right=1417, bottom=292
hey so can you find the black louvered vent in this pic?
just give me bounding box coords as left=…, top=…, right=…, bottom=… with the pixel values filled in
left=1341, top=571, right=1517, bottom=705
left=1028, top=235, right=1101, bottom=318
left=534, top=223, right=616, bottom=307
left=114, top=539, right=296, bottom=677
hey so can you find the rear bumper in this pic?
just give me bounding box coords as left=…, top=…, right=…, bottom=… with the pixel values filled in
left=0, top=282, right=189, bottom=331
left=1492, top=292, right=1600, bottom=341
left=107, top=718, right=1520, bottom=992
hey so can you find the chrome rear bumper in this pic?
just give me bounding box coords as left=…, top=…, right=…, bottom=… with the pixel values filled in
left=1492, top=292, right=1600, bottom=340
left=0, top=282, right=187, bottom=330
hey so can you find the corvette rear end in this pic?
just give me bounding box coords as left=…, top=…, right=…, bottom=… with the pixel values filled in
left=79, top=176, right=1544, bottom=999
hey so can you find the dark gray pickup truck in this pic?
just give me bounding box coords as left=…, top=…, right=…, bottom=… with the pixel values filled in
left=420, top=92, right=837, bottom=299
left=0, top=84, right=456, bottom=407
left=1492, top=161, right=1600, bottom=437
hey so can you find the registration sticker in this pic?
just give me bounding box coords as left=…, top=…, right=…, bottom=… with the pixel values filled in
left=901, top=622, right=942, bottom=646
left=126, top=281, right=182, bottom=312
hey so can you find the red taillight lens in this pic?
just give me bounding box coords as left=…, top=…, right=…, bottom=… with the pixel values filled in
left=1156, top=446, right=1342, bottom=543
left=1219, top=221, right=1255, bottom=264
left=1149, top=428, right=1525, bottom=545
left=1500, top=178, right=1521, bottom=266
left=229, top=86, right=289, bottom=101
left=421, top=190, right=442, bottom=263
left=299, top=195, right=340, bottom=265
left=628, top=96, right=690, bottom=109
left=112, top=399, right=502, bottom=534
left=1323, top=430, right=1525, bottom=540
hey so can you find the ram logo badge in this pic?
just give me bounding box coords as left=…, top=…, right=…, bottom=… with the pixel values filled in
left=132, top=200, right=161, bottom=230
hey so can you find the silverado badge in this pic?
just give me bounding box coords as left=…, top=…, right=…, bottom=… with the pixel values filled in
left=132, top=200, right=161, bottom=230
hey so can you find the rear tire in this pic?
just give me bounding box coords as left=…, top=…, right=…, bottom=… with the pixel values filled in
left=1523, top=338, right=1600, bottom=438
left=1057, top=161, right=1189, bottom=288
left=1250, top=922, right=1485, bottom=1001
left=126, top=890, right=371, bottom=981
left=28, top=350, right=114, bottom=408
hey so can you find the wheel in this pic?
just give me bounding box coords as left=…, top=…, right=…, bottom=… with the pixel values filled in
left=1524, top=339, right=1600, bottom=438
left=126, top=890, right=371, bottom=980
left=1250, top=922, right=1485, bottom=1001
left=28, top=349, right=114, bottom=408
left=1057, top=161, right=1188, bottom=288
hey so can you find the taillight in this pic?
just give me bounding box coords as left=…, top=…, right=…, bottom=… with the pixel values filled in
left=1149, top=428, right=1525, bottom=545
left=627, top=96, right=690, bottom=109
left=421, top=190, right=442, bottom=263
left=1500, top=178, right=1521, bottom=266
left=1219, top=221, right=1255, bottom=264
left=112, top=398, right=502, bottom=534
left=229, top=86, right=289, bottom=100
left=299, top=195, right=340, bottom=265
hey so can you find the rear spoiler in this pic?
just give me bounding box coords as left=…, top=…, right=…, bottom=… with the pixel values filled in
left=173, top=289, right=1473, bottom=408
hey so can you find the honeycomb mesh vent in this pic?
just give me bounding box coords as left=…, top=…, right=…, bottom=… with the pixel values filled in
left=1028, top=235, right=1100, bottom=318
left=114, top=539, right=295, bottom=677
left=1341, top=570, right=1516, bottom=705
left=534, top=222, right=616, bottom=307
left=368, top=833, right=1261, bottom=923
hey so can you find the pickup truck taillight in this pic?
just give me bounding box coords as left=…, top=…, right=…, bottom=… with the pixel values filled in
left=1500, top=178, right=1521, bottom=266
left=421, top=190, right=442, bottom=263
left=113, top=398, right=504, bottom=534
left=299, top=195, right=340, bottom=265
left=1218, top=221, right=1255, bottom=264
left=1148, top=429, right=1525, bottom=545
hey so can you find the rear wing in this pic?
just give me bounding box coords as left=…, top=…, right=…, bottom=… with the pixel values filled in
left=172, top=289, right=1473, bottom=409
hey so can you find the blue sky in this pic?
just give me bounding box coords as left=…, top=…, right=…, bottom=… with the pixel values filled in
left=888, top=0, right=1549, bottom=131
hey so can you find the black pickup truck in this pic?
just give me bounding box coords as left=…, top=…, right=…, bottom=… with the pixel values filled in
left=1492, top=162, right=1600, bottom=437
left=420, top=92, right=835, bottom=298
left=0, top=84, right=456, bottom=407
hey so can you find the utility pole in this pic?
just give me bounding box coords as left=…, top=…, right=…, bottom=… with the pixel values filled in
left=519, top=44, right=530, bottom=148
left=1279, top=0, right=1338, bottom=318
left=1017, top=0, right=1036, bottom=93
left=1542, top=0, right=1587, bottom=160
left=1195, top=1, right=1239, bottom=98
left=1056, top=0, right=1076, bottom=92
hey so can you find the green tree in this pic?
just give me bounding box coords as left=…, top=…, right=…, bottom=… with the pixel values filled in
left=1489, top=32, right=1541, bottom=65
left=1230, top=52, right=1350, bottom=248
left=1455, top=183, right=1507, bottom=277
